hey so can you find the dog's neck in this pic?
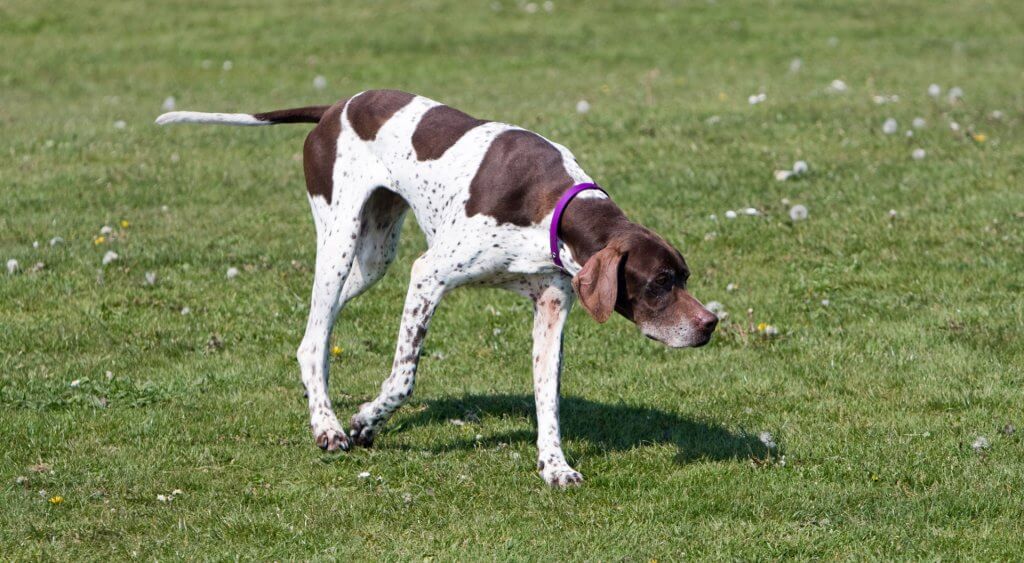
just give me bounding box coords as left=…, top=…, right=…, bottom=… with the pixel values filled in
left=559, top=197, right=633, bottom=269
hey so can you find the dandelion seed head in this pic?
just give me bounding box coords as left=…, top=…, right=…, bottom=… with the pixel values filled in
left=827, top=79, right=848, bottom=93
left=882, top=118, right=898, bottom=135
left=313, top=75, right=327, bottom=90
left=789, top=204, right=809, bottom=221
left=6, top=259, right=18, bottom=275
left=226, top=267, right=240, bottom=279
left=971, top=436, right=989, bottom=453
left=101, top=251, right=119, bottom=266
left=912, top=148, right=926, bottom=161
left=575, top=99, right=590, bottom=114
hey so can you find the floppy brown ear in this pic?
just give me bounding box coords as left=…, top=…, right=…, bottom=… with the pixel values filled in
left=571, top=246, right=623, bottom=323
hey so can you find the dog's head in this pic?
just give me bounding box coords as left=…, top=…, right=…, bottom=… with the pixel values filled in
left=571, top=229, right=717, bottom=348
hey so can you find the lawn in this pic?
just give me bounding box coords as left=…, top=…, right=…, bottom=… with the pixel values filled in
left=2, top=0, right=1023, bottom=559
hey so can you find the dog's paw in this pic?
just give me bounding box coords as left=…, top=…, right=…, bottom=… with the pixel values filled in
left=349, top=406, right=377, bottom=448
left=539, top=461, right=584, bottom=488
left=312, top=422, right=350, bottom=452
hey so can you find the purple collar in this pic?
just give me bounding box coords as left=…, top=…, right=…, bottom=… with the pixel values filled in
left=550, top=182, right=608, bottom=269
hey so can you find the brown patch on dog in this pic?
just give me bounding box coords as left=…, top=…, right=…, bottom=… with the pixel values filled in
left=466, top=130, right=574, bottom=226
left=303, top=99, right=348, bottom=203
left=412, top=105, right=488, bottom=160
left=347, top=90, right=415, bottom=141
left=253, top=105, right=330, bottom=124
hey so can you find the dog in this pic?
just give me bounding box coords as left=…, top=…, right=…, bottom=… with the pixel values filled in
left=157, top=90, right=718, bottom=487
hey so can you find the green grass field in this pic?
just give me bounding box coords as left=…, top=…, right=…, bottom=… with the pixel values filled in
left=3, top=0, right=1024, bottom=558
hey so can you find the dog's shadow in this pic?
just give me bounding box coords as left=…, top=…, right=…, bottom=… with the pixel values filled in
left=391, top=394, right=768, bottom=464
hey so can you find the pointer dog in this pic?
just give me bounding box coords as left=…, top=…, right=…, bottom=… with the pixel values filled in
left=157, top=90, right=718, bottom=487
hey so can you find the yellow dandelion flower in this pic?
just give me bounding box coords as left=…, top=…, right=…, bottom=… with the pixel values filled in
left=331, top=345, right=342, bottom=357
left=49, top=495, right=63, bottom=505
left=757, top=322, right=768, bottom=332
left=120, top=220, right=130, bottom=228
left=94, top=236, right=105, bottom=245
left=972, top=133, right=987, bottom=143
left=600, top=84, right=611, bottom=94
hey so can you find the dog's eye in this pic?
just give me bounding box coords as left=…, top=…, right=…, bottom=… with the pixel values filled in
left=649, top=273, right=673, bottom=293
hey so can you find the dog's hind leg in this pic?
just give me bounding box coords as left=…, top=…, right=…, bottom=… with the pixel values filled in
left=338, top=188, right=408, bottom=303
left=296, top=132, right=394, bottom=452
left=296, top=196, right=368, bottom=452
left=348, top=248, right=456, bottom=447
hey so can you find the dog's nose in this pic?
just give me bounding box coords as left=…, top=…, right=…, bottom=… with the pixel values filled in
left=699, top=311, right=719, bottom=333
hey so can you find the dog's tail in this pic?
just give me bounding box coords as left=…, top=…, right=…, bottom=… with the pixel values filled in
left=155, top=105, right=331, bottom=127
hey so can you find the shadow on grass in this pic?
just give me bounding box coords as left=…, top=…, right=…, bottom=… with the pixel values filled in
left=393, top=394, right=768, bottom=464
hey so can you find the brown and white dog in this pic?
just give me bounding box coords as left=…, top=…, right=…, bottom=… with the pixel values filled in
left=157, top=90, right=717, bottom=487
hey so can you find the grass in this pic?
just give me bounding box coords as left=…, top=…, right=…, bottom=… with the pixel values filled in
left=2, top=0, right=1023, bottom=558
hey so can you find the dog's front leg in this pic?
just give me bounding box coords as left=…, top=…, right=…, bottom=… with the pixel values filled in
left=349, top=254, right=448, bottom=447
left=530, top=278, right=582, bottom=487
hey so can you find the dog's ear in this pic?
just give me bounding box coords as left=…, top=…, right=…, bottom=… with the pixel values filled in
left=572, top=246, right=623, bottom=323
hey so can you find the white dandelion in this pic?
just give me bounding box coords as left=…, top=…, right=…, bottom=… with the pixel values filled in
left=949, top=121, right=960, bottom=132
left=743, top=207, right=759, bottom=216
left=927, top=83, right=941, bottom=98
left=792, top=160, right=808, bottom=175
left=971, top=436, right=989, bottom=453
left=947, top=86, right=963, bottom=102
left=882, top=118, right=898, bottom=135
left=912, top=117, right=926, bottom=129
left=726, top=283, right=738, bottom=292
left=102, top=251, right=119, bottom=266
left=6, top=259, right=18, bottom=275
left=113, top=120, right=127, bottom=130
left=524, top=2, right=538, bottom=13
left=226, top=267, right=239, bottom=279
left=724, top=210, right=738, bottom=219
left=758, top=431, right=777, bottom=449
left=162, top=96, right=176, bottom=112
left=100, top=225, right=113, bottom=235
left=789, top=204, right=809, bottom=221
left=144, top=272, right=157, bottom=285
left=826, top=79, right=848, bottom=93
left=575, top=99, right=590, bottom=114
left=747, top=93, right=767, bottom=105
left=313, top=75, right=327, bottom=90
left=222, top=60, right=233, bottom=71
left=788, top=58, right=802, bottom=73
left=705, top=301, right=728, bottom=320
left=543, top=0, right=554, bottom=11
left=911, top=148, right=926, bottom=161
left=180, top=307, right=191, bottom=315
